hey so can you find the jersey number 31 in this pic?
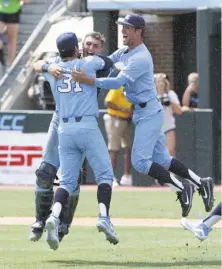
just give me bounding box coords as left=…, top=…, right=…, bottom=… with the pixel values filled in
left=57, top=74, right=82, bottom=93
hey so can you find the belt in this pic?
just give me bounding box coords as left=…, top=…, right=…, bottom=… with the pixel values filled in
left=132, top=102, right=147, bottom=110
left=61, top=115, right=96, bottom=123
left=132, top=98, right=160, bottom=110
left=62, top=117, right=82, bottom=123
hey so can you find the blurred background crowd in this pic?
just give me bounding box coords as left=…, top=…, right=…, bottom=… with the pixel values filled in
left=0, top=0, right=220, bottom=186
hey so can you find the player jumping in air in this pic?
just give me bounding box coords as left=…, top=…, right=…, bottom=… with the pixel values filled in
left=30, top=32, right=112, bottom=243
left=72, top=14, right=215, bottom=218
left=37, top=32, right=118, bottom=250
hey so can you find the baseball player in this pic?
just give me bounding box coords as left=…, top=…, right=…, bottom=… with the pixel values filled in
left=72, top=14, right=214, bottom=218
left=181, top=202, right=221, bottom=241
left=39, top=32, right=118, bottom=250
left=29, top=32, right=112, bottom=243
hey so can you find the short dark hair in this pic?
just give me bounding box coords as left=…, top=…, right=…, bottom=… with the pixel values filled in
left=59, top=47, right=78, bottom=59
left=83, top=32, right=105, bottom=47
left=141, top=27, right=145, bottom=38
left=135, top=27, right=145, bottom=38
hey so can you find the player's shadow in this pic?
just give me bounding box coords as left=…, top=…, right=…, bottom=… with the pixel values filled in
left=48, top=259, right=221, bottom=267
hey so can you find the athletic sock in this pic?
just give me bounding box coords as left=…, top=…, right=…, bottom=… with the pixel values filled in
left=52, top=188, right=69, bottom=218
left=148, top=163, right=184, bottom=192
left=203, top=202, right=222, bottom=228
left=169, top=158, right=201, bottom=188
left=97, top=183, right=112, bottom=216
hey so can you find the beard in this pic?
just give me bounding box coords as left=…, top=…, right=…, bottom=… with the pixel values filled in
left=123, top=39, right=134, bottom=47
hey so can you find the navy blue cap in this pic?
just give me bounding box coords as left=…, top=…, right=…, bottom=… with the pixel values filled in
left=56, top=32, right=80, bottom=52
left=116, top=14, right=145, bottom=28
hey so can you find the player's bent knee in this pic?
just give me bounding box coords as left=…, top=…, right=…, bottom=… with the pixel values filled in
left=36, top=161, right=57, bottom=189
left=132, top=158, right=150, bottom=174
left=155, top=157, right=172, bottom=170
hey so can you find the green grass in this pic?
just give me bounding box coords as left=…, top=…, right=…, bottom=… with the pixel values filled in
left=0, top=226, right=221, bottom=269
left=0, top=189, right=221, bottom=269
left=0, top=189, right=221, bottom=219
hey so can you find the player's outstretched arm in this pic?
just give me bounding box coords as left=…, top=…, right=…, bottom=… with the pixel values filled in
left=33, top=60, right=49, bottom=73
left=72, top=70, right=126, bottom=90
left=33, top=60, right=62, bottom=79
left=72, top=56, right=144, bottom=90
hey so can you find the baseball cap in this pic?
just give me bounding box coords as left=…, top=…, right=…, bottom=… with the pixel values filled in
left=116, top=14, right=145, bottom=28
left=56, top=32, right=81, bottom=53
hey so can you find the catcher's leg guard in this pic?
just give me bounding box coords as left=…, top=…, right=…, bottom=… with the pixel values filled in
left=58, top=189, right=80, bottom=242
left=30, top=162, right=57, bottom=242
left=60, top=194, right=79, bottom=225
left=35, top=162, right=57, bottom=221
left=35, top=191, right=54, bottom=222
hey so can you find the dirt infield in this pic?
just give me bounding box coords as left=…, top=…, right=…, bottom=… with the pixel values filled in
left=0, top=217, right=221, bottom=228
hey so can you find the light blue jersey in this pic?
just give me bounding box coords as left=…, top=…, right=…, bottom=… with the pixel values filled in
left=42, top=55, right=113, bottom=194
left=95, top=43, right=157, bottom=104
left=43, top=56, right=105, bottom=119
left=94, top=43, right=171, bottom=176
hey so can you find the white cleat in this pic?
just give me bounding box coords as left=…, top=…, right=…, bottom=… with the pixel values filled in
left=120, top=174, right=133, bottom=186
left=180, top=218, right=212, bottom=241
left=96, top=216, right=119, bottom=245
left=193, top=223, right=212, bottom=241
left=112, top=177, right=120, bottom=187
left=181, top=218, right=198, bottom=233
left=45, top=215, right=60, bottom=250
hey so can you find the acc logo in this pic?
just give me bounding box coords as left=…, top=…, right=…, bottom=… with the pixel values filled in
left=0, top=146, right=42, bottom=167
left=0, top=114, right=26, bottom=131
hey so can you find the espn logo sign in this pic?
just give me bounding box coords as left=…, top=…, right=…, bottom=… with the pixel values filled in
left=0, top=146, right=42, bottom=166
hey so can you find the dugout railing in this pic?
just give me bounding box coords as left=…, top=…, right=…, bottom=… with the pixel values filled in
left=0, top=0, right=82, bottom=111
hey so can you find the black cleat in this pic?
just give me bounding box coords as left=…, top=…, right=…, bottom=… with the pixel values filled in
left=198, top=177, right=214, bottom=212
left=29, top=220, right=45, bottom=242
left=177, top=183, right=194, bottom=217
left=58, top=232, right=65, bottom=242
left=58, top=222, right=69, bottom=242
